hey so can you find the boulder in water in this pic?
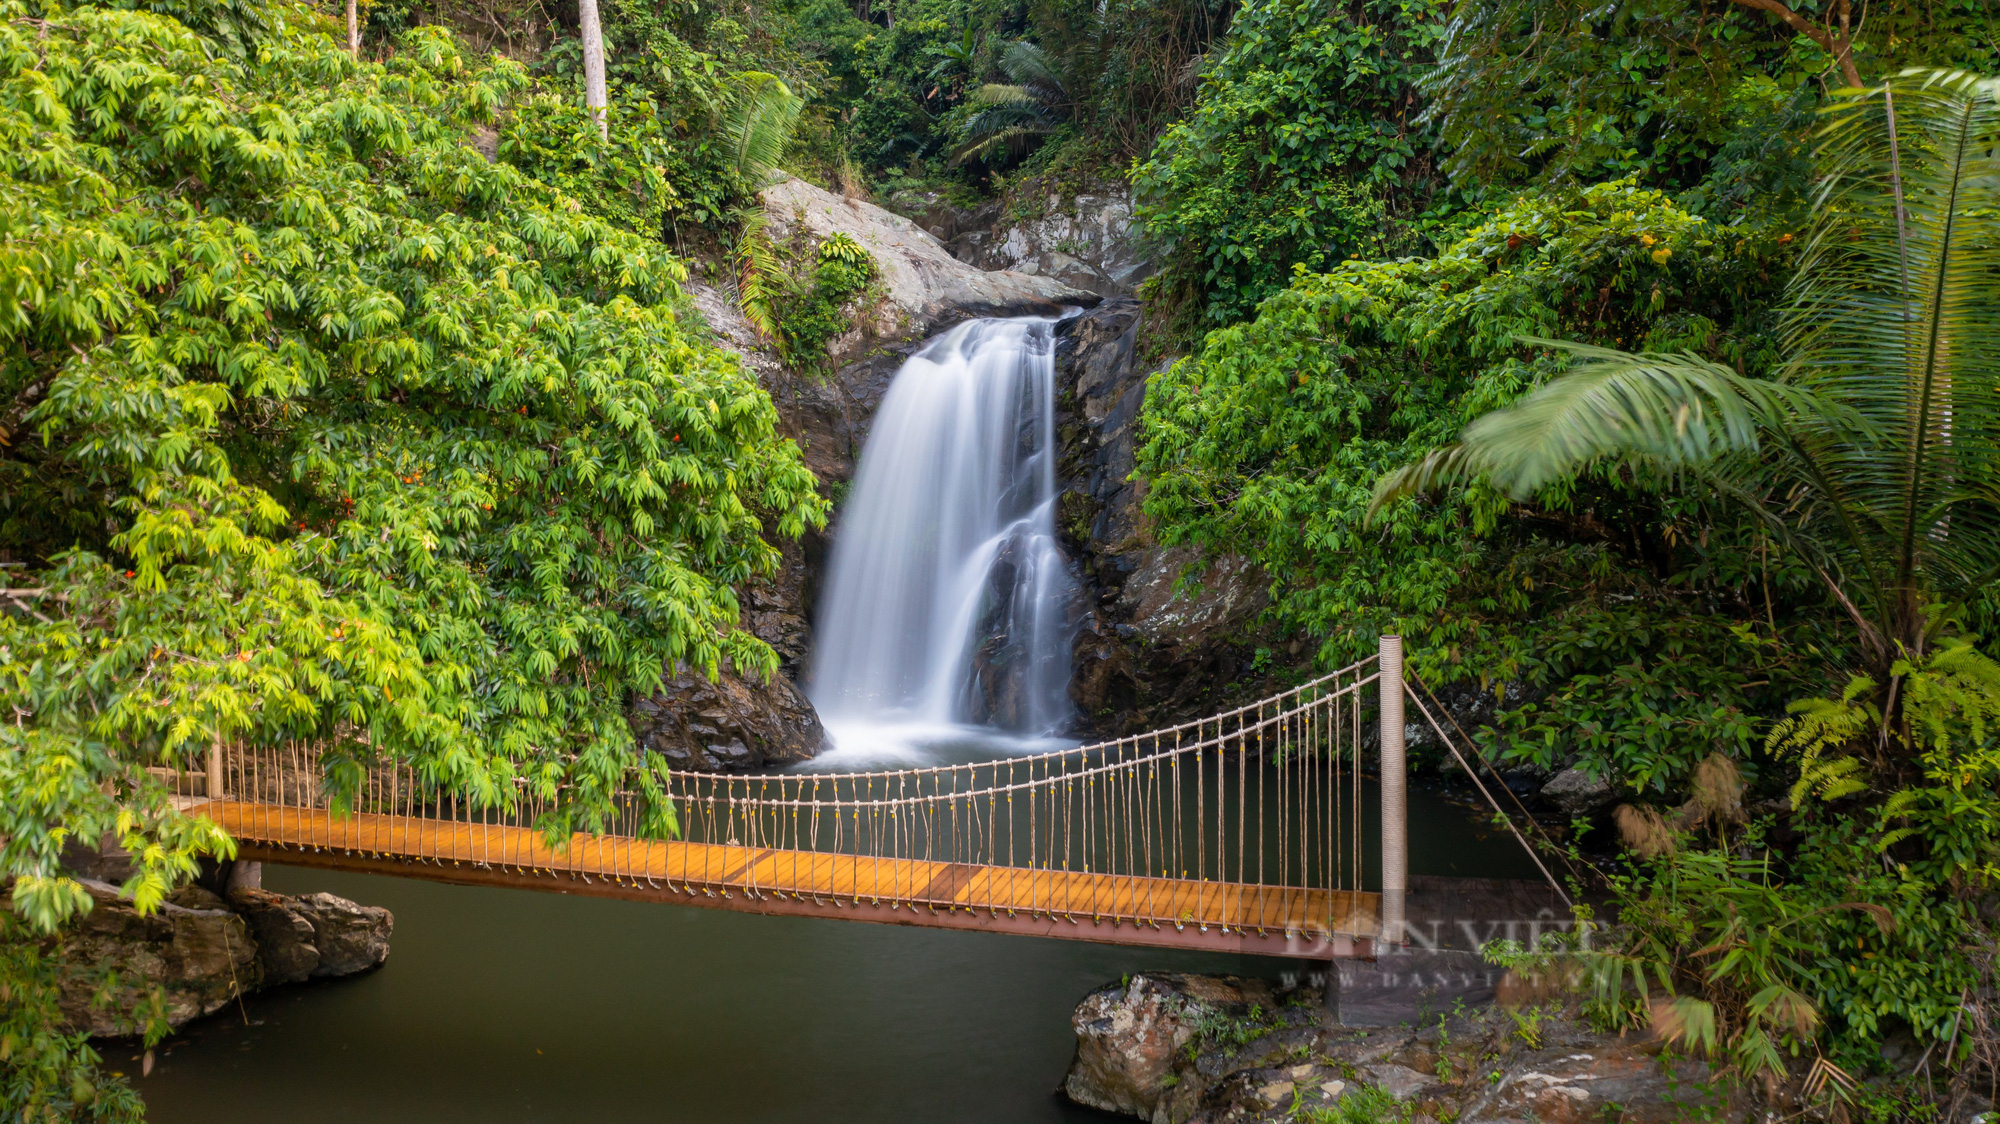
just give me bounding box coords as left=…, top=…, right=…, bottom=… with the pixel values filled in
left=52, top=879, right=392, bottom=1037
left=629, top=666, right=826, bottom=771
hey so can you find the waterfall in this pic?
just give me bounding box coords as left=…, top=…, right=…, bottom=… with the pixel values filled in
left=808, top=317, right=1081, bottom=750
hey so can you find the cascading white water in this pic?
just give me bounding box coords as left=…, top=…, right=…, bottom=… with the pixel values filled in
left=808, top=317, right=1080, bottom=750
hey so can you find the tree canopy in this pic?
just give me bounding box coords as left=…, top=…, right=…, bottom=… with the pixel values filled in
left=1, top=0, right=823, bottom=934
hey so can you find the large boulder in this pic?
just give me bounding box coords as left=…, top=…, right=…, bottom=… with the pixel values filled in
left=629, top=665, right=826, bottom=771
left=53, top=879, right=393, bottom=1037
left=760, top=176, right=1094, bottom=352
left=292, top=891, right=394, bottom=977
left=1540, top=766, right=1620, bottom=818
left=56, top=881, right=264, bottom=1037
left=1065, top=974, right=1275, bottom=1121
left=891, top=186, right=1154, bottom=298
left=227, top=887, right=393, bottom=984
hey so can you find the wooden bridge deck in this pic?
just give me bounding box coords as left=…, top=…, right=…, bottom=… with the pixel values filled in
left=199, top=801, right=1381, bottom=959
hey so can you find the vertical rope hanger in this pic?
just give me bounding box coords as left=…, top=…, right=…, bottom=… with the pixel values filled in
left=206, top=657, right=1394, bottom=942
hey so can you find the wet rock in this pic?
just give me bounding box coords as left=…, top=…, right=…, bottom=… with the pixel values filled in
left=629, top=665, right=826, bottom=772
left=741, top=534, right=819, bottom=673
left=1540, top=767, right=1618, bottom=818
left=56, top=880, right=263, bottom=1037
left=1050, top=299, right=1281, bottom=735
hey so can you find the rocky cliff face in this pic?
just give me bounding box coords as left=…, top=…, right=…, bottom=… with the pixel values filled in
left=638, top=178, right=1100, bottom=768
left=1051, top=298, right=1278, bottom=735
left=893, top=187, right=1152, bottom=298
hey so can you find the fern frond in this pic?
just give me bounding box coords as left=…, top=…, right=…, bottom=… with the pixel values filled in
left=730, top=208, right=789, bottom=348
left=1765, top=679, right=1878, bottom=808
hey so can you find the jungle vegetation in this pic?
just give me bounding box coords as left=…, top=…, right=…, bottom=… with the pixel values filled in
left=3, top=0, right=2000, bottom=1117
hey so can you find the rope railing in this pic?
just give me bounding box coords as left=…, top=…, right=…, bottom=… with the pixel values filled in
left=194, top=654, right=1385, bottom=940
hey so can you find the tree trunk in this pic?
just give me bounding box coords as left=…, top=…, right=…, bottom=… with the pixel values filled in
left=346, top=0, right=359, bottom=55
left=579, top=0, right=608, bottom=142
left=1729, top=0, right=1862, bottom=89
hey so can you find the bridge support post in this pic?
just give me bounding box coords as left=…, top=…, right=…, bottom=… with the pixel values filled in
left=1378, top=634, right=1406, bottom=949
left=207, top=739, right=224, bottom=802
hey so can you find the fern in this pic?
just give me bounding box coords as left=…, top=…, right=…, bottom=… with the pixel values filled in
left=1764, top=676, right=1877, bottom=808
left=731, top=208, right=790, bottom=348
left=1897, top=638, right=2000, bottom=754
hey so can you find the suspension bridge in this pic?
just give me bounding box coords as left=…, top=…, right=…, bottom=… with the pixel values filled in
left=186, top=639, right=1439, bottom=961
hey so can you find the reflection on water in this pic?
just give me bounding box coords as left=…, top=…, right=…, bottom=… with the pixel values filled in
left=127, top=786, right=1536, bottom=1123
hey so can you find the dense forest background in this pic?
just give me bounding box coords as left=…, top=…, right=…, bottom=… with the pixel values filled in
left=5, top=0, right=2000, bottom=1117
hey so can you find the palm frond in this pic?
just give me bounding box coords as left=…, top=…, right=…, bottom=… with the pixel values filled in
left=950, top=124, right=1055, bottom=166
left=723, top=72, right=803, bottom=186
left=1788, top=69, right=2000, bottom=612
left=998, top=40, right=1065, bottom=100
left=1369, top=340, right=1822, bottom=517
left=970, top=83, right=1040, bottom=109
left=947, top=40, right=1068, bottom=167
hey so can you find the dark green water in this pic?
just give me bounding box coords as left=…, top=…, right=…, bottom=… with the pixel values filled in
left=125, top=785, right=1531, bottom=1123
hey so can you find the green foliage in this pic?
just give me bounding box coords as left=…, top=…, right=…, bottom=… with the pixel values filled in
left=1585, top=844, right=1881, bottom=1086
left=1290, top=1081, right=1413, bottom=1124
left=779, top=238, right=876, bottom=365
left=1136, top=179, right=1810, bottom=791
left=726, top=221, right=874, bottom=366
left=0, top=0, right=825, bottom=922
left=499, top=31, right=744, bottom=232
left=1132, top=0, right=1456, bottom=330
left=1, top=4, right=828, bottom=1103
left=1421, top=0, right=1999, bottom=196
left=1377, top=71, right=2000, bottom=689
left=1569, top=816, right=1982, bottom=1081
left=0, top=916, right=150, bottom=1124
